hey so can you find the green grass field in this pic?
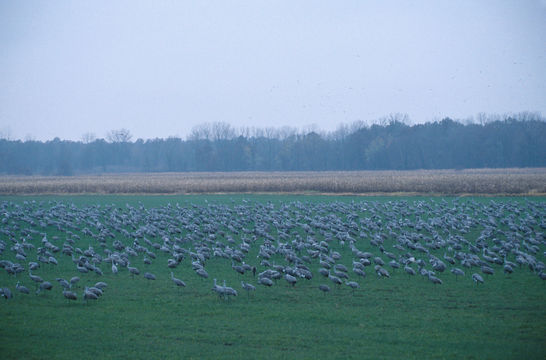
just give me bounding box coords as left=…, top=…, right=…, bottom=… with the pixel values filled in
left=0, top=195, right=545, bottom=359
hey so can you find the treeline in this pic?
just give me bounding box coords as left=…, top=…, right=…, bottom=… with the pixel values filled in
left=1, top=116, right=545, bottom=175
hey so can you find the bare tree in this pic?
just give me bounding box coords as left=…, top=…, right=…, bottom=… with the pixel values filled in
left=211, top=122, right=235, bottom=141
left=277, top=126, right=297, bottom=140
left=106, top=129, right=132, bottom=143
left=81, top=132, right=96, bottom=144
left=387, top=113, right=410, bottom=125
left=188, top=123, right=212, bottom=141
left=0, top=127, right=12, bottom=140
left=512, top=111, right=544, bottom=122
left=263, top=127, right=277, bottom=139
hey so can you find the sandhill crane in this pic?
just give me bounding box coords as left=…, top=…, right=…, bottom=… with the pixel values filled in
left=472, top=273, right=484, bottom=285
left=94, top=282, right=108, bottom=290
left=222, top=280, right=237, bottom=298
left=87, top=286, right=103, bottom=297
left=328, top=272, right=342, bottom=286
left=360, top=258, right=371, bottom=267
left=450, top=268, right=465, bottom=280
left=29, top=271, right=43, bottom=284
left=388, top=260, right=400, bottom=271
left=427, top=273, right=443, bottom=285
left=144, top=272, right=156, bottom=281
left=83, top=287, right=99, bottom=303
left=319, top=260, right=331, bottom=269
left=432, top=260, right=446, bottom=273
left=241, top=281, right=255, bottom=297
left=70, top=276, right=80, bottom=288
left=171, top=272, right=186, bottom=288
left=334, top=264, right=348, bottom=272
left=318, top=284, right=330, bottom=294
left=1, top=287, right=13, bottom=299
left=285, top=274, right=297, bottom=287
left=63, top=290, right=78, bottom=301
left=353, top=261, right=365, bottom=271
left=503, top=264, right=513, bottom=274
left=55, top=278, right=70, bottom=289
left=36, top=281, right=53, bottom=295
left=258, top=277, right=273, bottom=287
left=334, top=270, right=349, bottom=280
left=318, top=268, right=329, bottom=277
left=16, top=282, right=30, bottom=294
left=167, top=259, right=177, bottom=268
left=111, top=262, right=118, bottom=275
left=196, top=268, right=209, bottom=280
left=353, top=268, right=366, bottom=278
left=443, top=253, right=456, bottom=265
left=128, top=264, right=140, bottom=278
left=212, top=278, right=225, bottom=299
left=48, top=256, right=58, bottom=266
left=232, top=261, right=245, bottom=275
left=404, top=265, right=416, bottom=277
left=345, top=281, right=360, bottom=294
left=481, top=266, right=494, bottom=276
left=375, top=265, right=390, bottom=278
left=93, top=266, right=103, bottom=276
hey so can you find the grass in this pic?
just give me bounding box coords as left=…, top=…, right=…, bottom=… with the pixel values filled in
left=0, top=195, right=545, bottom=359
left=0, top=168, right=545, bottom=195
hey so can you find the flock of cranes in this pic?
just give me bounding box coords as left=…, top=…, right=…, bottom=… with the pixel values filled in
left=0, top=197, right=545, bottom=303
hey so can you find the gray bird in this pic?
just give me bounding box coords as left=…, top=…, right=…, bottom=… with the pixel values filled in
left=171, top=272, right=186, bottom=288
left=16, top=281, right=30, bottom=294
left=472, top=273, right=484, bottom=285
left=144, top=272, right=156, bottom=281
left=241, top=281, right=255, bottom=297
left=196, top=268, right=209, bottom=279
left=222, top=280, right=237, bottom=298
left=94, top=282, right=108, bottom=290
left=56, top=278, right=71, bottom=289
left=70, top=276, right=80, bottom=288
left=404, top=265, right=416, bottom=277
left=318, top=284, right=330, bottom=294
left=328, top=272, right=342, bottom=286
left=128, top=264, right=140, bottom=278
left=83, top=287, right=99, bottom=303
left=345, top=281, right=360, bottom=294
left=63, top=290, right=78, bottom=301
left=427, top=273, right=443, bottom=285
left=258, top=277, right=273, bottom=287
left=1, top=287, right=13, bottom=299
left=212, top=278, right=226, bottom=298
left=36, top=281, right=53, bottom=295
left=450, top=268, right=465, bottom=280
left=285, top=274, right=297, bottom=287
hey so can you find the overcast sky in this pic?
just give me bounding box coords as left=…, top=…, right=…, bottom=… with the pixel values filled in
left=1, top=1, right=545, bottom=141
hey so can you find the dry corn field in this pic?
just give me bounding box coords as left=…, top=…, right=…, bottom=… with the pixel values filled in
left=0, top=169, right=545, bottom=195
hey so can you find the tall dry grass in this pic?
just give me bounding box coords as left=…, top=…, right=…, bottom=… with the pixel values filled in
left=0, top=169, right=545, bottom=195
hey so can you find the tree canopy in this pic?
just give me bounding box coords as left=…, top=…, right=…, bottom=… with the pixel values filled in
left=1, top=116, right=544, bottom=175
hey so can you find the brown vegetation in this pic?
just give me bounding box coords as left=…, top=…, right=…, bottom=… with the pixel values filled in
left=0, top=169, right=545, bottom=195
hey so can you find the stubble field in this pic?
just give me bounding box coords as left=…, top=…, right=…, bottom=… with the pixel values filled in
left=0, top=168, right=545, bottom=195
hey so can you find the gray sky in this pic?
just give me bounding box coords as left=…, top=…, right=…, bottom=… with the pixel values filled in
left=1, top=0, right=545, bottom=141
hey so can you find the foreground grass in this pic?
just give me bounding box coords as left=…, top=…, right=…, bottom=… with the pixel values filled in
left=0, top=195, right=545, bottom=359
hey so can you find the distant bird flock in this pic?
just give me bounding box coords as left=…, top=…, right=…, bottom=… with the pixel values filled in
left=1, top=198, right=545, bottom=302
